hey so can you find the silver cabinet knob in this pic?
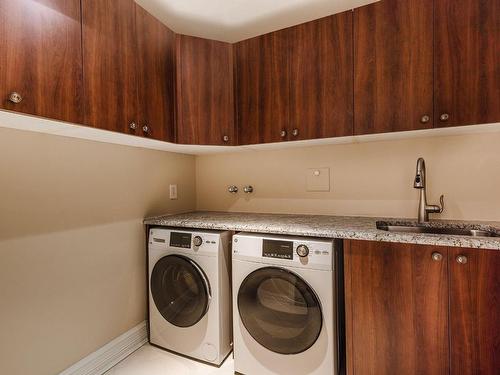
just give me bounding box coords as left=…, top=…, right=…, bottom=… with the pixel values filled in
left=222, top=135, right=229, bottom=143
left=456, top=255, right=468, bottom=264
left=292, top=128, right=299, bottom=137
left=129, top=122, right=137, bottom=130
left=420, top=115, right=430, bottom=124
left=440, top=113, right=450, bottom=122
left=142, top=125, right=150, bottom=134
left=243, top=185, right=253, bottom=193
left=228, top=185, right=238, bottom=194
left=432, top=252, right=443, bottom=261
left=280, top=130, right=287, bottom=138
left=8, top=92, right=23, bottom=104
left=193, top=236, right=203, bottom=247
left=296, top=245, right=310, bottom=257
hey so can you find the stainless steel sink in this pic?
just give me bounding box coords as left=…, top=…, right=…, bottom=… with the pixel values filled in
left=376, top=222, right=499, bottom=237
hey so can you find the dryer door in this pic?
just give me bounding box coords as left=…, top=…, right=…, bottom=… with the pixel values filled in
left=237, top=267, right=323, bottom=354
left=151, top=255, right=211, bottom=327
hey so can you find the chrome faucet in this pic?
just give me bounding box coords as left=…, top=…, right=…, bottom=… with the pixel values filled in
left=414, top=158, right=444, bottom=223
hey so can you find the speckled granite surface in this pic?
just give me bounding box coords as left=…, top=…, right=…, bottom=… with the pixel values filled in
left=144, top=211, right=500, bottom=250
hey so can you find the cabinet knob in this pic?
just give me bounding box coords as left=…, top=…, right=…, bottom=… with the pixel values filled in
left=228, top=185, right=238, bottom=194
left=292, top=128, right=299, bottom=137
left=456, top=255, right=468, bottom=264
left=280, top=130, right=287, bottom=138
left=420, top=115, right=430, bottom=124
left=243, top=185, right=253, bottom=193
left=8, top=92, right=23, bottom=104
left=129, top=122, right=137, bottom=131
left=440, top=113, right=450, bottom=122
left=142, top=125, right=150, bottom=134
left=223, top=135, right=229, bottom=143
left=431, top=252, right=443, bottom=261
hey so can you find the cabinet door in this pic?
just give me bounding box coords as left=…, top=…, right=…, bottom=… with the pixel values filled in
left=354, top=0, right=434, bottom=135
left=176, top=35, right=234, bottom=145
left=449, top=248, right=500, bottom=375
left=0, top=0, right=83, bottom=123
left=235, top=30, right=289, bottom=144
left=290, top=13, right=353, bottom=140
left=135, top=5, right=175, bottom=142
left=345, top=240, right=449, bottom=375
left=434, top=0, right=500, bottom=128
left=82, top=0, right=138, bottom=133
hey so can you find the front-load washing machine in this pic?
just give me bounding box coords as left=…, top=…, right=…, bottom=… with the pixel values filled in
left=232, top=232, right=339, bottom=375
left=148, top=228, right=232, bottom=365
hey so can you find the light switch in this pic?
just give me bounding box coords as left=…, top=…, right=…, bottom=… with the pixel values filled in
left=169, top=184, right=178, bottom=200
left=306, top=168, right=330, bottom=192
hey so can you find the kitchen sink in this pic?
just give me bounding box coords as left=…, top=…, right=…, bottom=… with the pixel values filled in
left=376, top=222, right=499, bottom=237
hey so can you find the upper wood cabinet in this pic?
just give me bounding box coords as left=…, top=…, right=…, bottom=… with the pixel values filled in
left=0, top=0, right=83, bottom=123
left=449, top=247, right=500, bottom=375
left=235, top=30, right=290, bottom=145
left=135, top=5, right=176, bottom=142
left=345, top=240, right=500, bottom=375
left=434, top=0, right=500, bottom=128
left=345, top=240, right=449, bottom=375
left=176, top=35, right=235, bottom=145
left=290, top=12, right=353, bottom=140
left=82, top=0, right=139, bottom=134
left=354, top=0, right=434, bottom=135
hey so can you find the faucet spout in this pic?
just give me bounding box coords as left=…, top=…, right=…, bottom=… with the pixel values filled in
left=413, top=158, right=444, bottom=223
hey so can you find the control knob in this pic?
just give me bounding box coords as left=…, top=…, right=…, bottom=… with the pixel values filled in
left=193, top=236, right=203, bottom=247
left=296, top=244, right=309, bottom=258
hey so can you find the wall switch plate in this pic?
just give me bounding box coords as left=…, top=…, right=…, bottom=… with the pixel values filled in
left=306, top=168, right=330, bottom=192
left=169, top=184, right=178, bottom=200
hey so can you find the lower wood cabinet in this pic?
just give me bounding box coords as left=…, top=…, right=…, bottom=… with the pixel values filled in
left=344, top=240, right=499, bottom=375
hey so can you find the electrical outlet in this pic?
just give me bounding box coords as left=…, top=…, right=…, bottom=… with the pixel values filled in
left=169, top=184, right=178, bottom=200
left=306, top=168, right=330, bottom=192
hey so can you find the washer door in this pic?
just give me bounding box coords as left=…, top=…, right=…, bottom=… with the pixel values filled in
left=151, top=255, right=211, bottom=328
left=238, top=267, right=323, bottom=354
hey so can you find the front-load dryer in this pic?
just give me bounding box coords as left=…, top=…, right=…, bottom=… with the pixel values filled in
left=148, top=228, right=232, bottom=365
left=232, top=232, right=339, bottom=375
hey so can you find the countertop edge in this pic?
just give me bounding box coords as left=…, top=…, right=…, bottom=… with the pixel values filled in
left=143, top=212, right=500, bottom=251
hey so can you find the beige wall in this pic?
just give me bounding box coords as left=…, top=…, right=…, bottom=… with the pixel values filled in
left=0, top=127, right=196, bottom=375
left=196, top=131, right=500, bottom=221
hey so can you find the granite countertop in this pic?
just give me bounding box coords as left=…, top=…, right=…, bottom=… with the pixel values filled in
left=144, top=211, right=500, bottom=250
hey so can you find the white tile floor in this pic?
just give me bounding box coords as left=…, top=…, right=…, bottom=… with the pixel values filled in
left=106, top=344, right=234, bottom=375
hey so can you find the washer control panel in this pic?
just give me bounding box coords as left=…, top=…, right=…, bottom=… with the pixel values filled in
left=149, top=228, right=222, bottom=255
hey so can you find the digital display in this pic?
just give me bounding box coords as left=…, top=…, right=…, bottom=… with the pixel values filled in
left=169, top=232, right=192, bottom=248
left=262, top=239, right=293, bottom=260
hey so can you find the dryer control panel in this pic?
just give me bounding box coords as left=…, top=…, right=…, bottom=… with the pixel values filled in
left=232, top=232, right=334, bottom=271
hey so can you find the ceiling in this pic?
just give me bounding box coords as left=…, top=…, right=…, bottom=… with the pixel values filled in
left=135, top=0, right=379, bottom=43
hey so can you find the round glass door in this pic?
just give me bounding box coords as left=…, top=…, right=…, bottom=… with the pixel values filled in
left=238, top=267, right=322, bottom=354
left=151, top=255, right=210, bottom=327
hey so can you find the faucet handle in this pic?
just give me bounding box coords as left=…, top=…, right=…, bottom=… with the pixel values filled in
left=438, top=195, right=445, bottom=213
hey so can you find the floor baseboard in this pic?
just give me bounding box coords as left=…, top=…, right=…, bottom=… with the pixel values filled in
left=59, top=321, right=148, bottom=375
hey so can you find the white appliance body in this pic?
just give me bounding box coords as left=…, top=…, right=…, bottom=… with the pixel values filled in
left=232, top=232, right=337, bottom=375
left=148, top=228, right=232, bottom=365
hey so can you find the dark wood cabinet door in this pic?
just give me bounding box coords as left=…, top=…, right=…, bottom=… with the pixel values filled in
left=176, top=35, right=234, bottom=145
left=449, top=248, right=500, bottom=375
left=345, top=240, right=449, bottom=375
left=82, top=0, right=138, bottom=133
left=434, top=0, right=500, bottom=128
left=0, top=0, right=83, bottom=123
left=290, top=13, right=353, bottom=140
left=135, top=5, right=175, bottom=142
left=354, top=0, right=434, bottom=135
left=235, top=30, right=290, bottom=144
